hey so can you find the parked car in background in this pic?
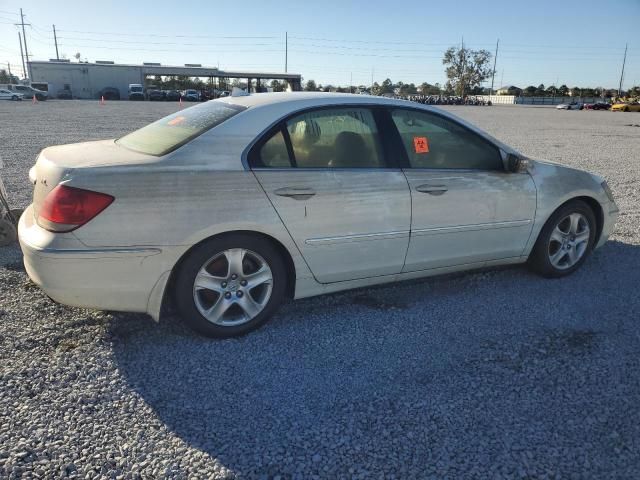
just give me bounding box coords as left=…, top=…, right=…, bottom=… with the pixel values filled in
left=0, top=88, right=23, bottom=101
left=0, top=84, right=48, bottom=100
left=57, top=89, right=73, bottom=100
left=556, top=102, right=583, bottom=110
left=98, top=87, right=121, bottom=101
left=611, top=102, right=640, bottom=112
left=148, top=89, right=166, bottom=101
left=183, top=89, right=200, bottom=101
left=218, top=90, right=230, bottom=97
left=128, top=84, right=145, bottom=100
left=18, top=92, right=618, bottom=338
left=165, top=90, right=181, bottom=101
left=584, top=102, right=610, bottom=110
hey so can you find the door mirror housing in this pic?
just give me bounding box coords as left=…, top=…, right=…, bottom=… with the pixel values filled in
left=507, top=153, right=529, bottom=173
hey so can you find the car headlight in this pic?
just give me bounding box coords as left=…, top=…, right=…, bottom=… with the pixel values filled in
left=601, top=181, right=615, bottom=203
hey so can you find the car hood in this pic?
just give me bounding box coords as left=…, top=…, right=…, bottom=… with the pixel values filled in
left=526, top=158, right=604, bottom=190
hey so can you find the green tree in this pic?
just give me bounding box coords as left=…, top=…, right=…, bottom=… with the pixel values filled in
left=304, top=79, right=317, bottom=91
left=558, top=84, right=569, bottom=96
left=442, top=46, right=492, bottom=96
left=380, top=78, right=394, bottom=94
left=0, top=69, right=9, bottom=83
left=523, top=85, right=537, bottom=96
left=535, top=84, right=546, bottom=96
left=371, top=82, right=381, bottom=95
left=570, top=87, right=581, bottom=97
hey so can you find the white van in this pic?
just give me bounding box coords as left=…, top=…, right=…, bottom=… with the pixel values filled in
left=128, top=84, right=145, bottom=100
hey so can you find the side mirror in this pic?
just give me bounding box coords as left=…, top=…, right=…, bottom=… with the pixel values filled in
left=507, top=153, right=528, bottom=173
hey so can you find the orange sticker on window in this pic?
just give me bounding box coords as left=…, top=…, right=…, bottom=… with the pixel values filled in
left=413, top=136, right=429, bottom=153
left=167, top=116, right=186, bottom=126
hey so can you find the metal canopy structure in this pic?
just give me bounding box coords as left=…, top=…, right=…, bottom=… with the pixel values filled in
left=28, top=60, right=302, bottom=98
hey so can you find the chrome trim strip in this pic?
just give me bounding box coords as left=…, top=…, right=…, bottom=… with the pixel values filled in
left=413, top=219, right=531, bottom=236
left=27, top=245, right=162, bottom=257
left=306, top=230, right=410, bottom=246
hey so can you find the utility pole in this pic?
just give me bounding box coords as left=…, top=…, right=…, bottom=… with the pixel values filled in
left=285, top=31, right=288, bottom=73
left=618, top=43, right=627, bottom=97
left=7, top=62, right=13, bottom=83
left=460, top=36, right=465, bottom=97
left=18, top=32, right=26, bottom=80
left=371, top=67, right=374, bottom=92
left=53, top=24, right=59, bottom=60
left=490, top=38, right=499, bottom=96
left=16, top=8, right=31, bottom=79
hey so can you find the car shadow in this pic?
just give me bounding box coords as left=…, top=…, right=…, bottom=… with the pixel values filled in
left=110, top=240, right=640, bottom=477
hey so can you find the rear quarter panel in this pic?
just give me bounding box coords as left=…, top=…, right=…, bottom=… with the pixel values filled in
left=66, top=167, right=314, bottom=280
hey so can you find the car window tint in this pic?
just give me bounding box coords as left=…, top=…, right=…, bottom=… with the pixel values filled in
left=259, top=130, right=292, bottom=167
left=116, top=101, right=246, bottom=156
left=391, top=109, right=503, bottom=170
left=285, top=108, right=384, bottom=168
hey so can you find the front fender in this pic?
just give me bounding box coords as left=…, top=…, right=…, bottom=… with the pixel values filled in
left=523, top=160, right=611, bottom=256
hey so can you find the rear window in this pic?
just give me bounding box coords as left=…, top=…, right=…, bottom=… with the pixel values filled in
left=116, top=101, right=246, bottom=156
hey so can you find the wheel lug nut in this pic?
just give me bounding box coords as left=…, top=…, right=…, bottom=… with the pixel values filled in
left=224, top=292, right=232, bottom=299
left=236, top=291, right=243, bottom=298
left=231, top=274, right=238, bottom=280
left=221, top=282, right=227, bottom=288
left=240, top=280, right=247, bottom=287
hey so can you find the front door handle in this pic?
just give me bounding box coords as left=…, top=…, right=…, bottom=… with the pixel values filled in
left=415, top=184, right=448, bottom=195
left=274, top=187, right=316, bottom=200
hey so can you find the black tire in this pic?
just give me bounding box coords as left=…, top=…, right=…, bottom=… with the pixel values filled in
left=0, top=219, right=17, bottom=247
left=174, top=233, right=287, bottom=338
left=528, top=200, right=597, bottom=278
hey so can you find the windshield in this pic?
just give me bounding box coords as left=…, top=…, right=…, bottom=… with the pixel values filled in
left=130, top=86, right=143, bottom=92
left=116, top=101, right=246, bottom=156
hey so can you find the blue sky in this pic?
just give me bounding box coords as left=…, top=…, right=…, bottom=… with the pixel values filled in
left=1, top=0, right=638, bottom=89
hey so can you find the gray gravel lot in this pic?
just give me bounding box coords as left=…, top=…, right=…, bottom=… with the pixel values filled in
left=1, top=100, right=639, bottom=479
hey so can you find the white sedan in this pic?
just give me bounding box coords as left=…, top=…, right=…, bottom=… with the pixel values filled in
left=556, top=102, right=583, bottom=110
left=0, top=89, right=23, bottom=101
left=19, top=92, right=619, bottom=337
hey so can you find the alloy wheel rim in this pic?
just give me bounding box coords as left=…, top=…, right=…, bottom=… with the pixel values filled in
left=548, top=213, right=590, bottom=270
left=193, top=248, right=273, bottom=326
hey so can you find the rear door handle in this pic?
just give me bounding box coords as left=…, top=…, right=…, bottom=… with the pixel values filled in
left=274, top=187, right=316, bottom=200
left=415, top=184, right=448, bottom=195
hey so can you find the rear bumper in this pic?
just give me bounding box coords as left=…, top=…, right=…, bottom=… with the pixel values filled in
left=18, top=205, right=176, bottom=319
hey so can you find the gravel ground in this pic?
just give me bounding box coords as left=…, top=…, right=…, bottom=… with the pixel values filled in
left=1, top=100, right=639, bottom=479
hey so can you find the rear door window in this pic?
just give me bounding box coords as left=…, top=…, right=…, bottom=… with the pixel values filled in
left=250, top=107, right=386, bottom=169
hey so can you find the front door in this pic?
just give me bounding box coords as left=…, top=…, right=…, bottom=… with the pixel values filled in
left=250, top=106, right=411, bottom=283
left=388, top=107, right=536, bottom=272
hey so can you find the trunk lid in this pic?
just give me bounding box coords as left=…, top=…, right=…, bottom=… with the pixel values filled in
left=30, top=139, right=156, bottom=218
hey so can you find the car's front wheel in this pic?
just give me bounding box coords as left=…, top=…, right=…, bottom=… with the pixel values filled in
left=174, top=233, right=287, bottom=338
left=528, top=200, right=596, bottom=278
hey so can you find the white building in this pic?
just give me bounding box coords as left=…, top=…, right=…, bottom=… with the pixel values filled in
left=29, top=60, right=302, bottom=99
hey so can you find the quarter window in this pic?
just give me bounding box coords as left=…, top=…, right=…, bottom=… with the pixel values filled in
left=259, top=130, right=291, bottom=168
left=390, top=109, right=503, bottom=170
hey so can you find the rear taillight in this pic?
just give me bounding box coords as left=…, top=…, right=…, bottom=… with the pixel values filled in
left=38, top=185, right=114, bottom=232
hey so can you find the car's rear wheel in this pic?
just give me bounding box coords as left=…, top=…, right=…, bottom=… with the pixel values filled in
left=528, top=200, right=596, bottom=278
left=174, top=233, right=286, bottom=338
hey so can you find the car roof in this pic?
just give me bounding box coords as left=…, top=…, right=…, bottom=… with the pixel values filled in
left=211, top=92, right=518, bottom=156
left=216, top=91, right=408, bottom=109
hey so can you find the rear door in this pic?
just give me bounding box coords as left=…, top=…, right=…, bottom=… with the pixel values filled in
left=387, top=107, right=536, bottom=272
left=250, top=106, right=411, bottom=283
